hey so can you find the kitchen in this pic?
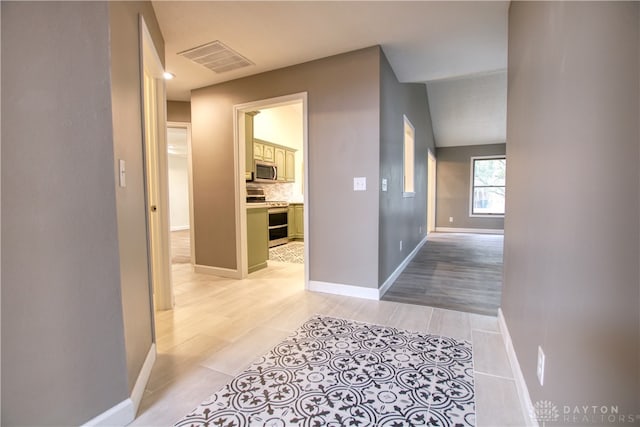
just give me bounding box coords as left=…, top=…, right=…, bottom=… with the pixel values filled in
left=244, top=101, right=305, bottom=273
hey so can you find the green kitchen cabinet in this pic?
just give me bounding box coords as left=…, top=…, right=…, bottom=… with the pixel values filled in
left=288, top=203, right=304, bottom=241
left=285, top=150, right=296, bottom=182
left=288, top=205, right=295, bottom=239
left=245, top=112, right=257, bottom=180
left=253, top=138, right=297, bottom=182
left=247, top=207, right=268, bottom=273
left=253, top=141, right=264, bottom=160
left=274, top=147, right=286, bottom=181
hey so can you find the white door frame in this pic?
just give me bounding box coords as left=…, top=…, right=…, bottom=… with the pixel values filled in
left=427, top=149, right=437, bottom=233
left=232, top=92, right=309, bottom=286
left=140, top=16, right=173, bottom=311
left=167, top=122, right=195, bottom=265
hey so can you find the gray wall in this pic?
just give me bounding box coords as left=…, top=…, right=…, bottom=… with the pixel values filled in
left=109, top=1, right=164, bottom=393
left=435, top=144, right=505, bottom=230
left=503, top=1, right=639, bottom=414
left=1, top=2, right=129, bottom=424
left=379, top=52, right=435, bottom=285
left=167, top=100, right=191, bottom=123
left=191, top=47, right=381, bottom=288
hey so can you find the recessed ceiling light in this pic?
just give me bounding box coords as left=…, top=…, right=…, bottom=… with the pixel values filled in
left=163, top=72, right=175, bottom=80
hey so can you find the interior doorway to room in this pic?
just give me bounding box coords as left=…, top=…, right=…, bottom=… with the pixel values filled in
left=235, top=93, right=309, bottom=286
left=427, top=150, right=437, bottom=233
left=167, top=123, right=194, bottom=266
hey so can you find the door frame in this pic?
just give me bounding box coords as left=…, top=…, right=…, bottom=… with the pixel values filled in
left=140, top=16, right=173, bottom=311
left=232, top=92, right=309, bottom=286
left=167, top=121, right=195, bottom=265
left=427, top=149, right=437, bottom=233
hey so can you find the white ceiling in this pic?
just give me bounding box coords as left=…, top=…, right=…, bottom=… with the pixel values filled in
left=152, top=1, right=509, bottom=146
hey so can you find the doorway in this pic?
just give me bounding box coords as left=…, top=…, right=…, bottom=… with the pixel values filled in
left=427, top=150, right=437, bottom=233
left=234, top=93, right=309, bottom=286
left=167, top=123, right=195, bottom=266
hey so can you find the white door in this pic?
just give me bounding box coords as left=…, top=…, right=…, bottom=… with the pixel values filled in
left=141, top=19, right=173, bottom=310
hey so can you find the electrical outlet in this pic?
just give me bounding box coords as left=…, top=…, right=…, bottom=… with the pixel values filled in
left=449, top=217, right=453, bottom=223
left=399, top=240, right=403, bottom=251
left=381, top=178, right=388, bottom=192
left=353, top=177, right=366, bottom=191
left=537, top=346, right=545, bottom=386
left=419, top=226, right=422, bottom=234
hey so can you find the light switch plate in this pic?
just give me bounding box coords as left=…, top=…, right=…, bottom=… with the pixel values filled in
left=381, top=178, right=388, bottom=192
left=354, top=177, right=366, bottom=191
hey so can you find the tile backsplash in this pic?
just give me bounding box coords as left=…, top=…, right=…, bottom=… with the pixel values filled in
left=248, top=182, right=303, bottom=203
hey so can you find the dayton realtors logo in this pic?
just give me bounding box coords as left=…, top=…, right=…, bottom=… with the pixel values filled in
left=531, top=400, right=560, bottom=426
left=532, top=401, right=639, bottom=425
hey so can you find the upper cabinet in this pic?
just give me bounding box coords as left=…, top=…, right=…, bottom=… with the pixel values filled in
left=245, top=112, right=258, bottom=181
left=254, top=138, right=296, bottom=182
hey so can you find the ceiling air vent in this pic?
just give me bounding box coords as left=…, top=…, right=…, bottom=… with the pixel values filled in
left=178, top=40, right=253, bottom=74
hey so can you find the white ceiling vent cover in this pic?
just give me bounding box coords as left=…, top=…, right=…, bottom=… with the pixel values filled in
left=178, top=40, right=253, bottom=74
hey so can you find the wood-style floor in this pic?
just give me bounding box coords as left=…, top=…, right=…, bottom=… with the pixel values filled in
left=131, top=261, right=526, bottom=426
left=383, top=232, right=504, bottom=316
left=171, top=230, right=191, bottom=264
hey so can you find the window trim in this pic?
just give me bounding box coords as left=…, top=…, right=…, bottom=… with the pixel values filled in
left=402, top=115, right=415, bottom=198
left=469, top=155, right=506, bottom=218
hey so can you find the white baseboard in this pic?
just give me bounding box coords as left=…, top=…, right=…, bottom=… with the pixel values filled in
left=435, top=227, right=504, bottom=235
left=194, top=264, right=242, bottom=279
left=308, top=280, right=379, bottom=300
left=498, top=309, right=538, bottom=427
left=378, top=235, right=428, bottom=298
left=170, top=225, right=190, bottom=232
left=131, top=344, right=156, bottom=412
left=81, top=399, right=135, bottom=427
left=81, top=344, right=157, bottom=427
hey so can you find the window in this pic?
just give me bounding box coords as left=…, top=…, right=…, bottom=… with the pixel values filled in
left=403, top=115, right=415, bottom=197
left=470, top=156, right=505, bottom=216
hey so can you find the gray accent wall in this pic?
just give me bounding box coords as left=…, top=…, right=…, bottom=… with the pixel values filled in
left=2, top=1, right=165, bottom=424
left=109, top=1, right=164, bottom=393
left=379, top=52, right=435, bottom=286
left=435, top=144, right=505, bottom=230
left=503, top=1, right=639, bottom=414
left=191, top=47, right=381, bottom=288
left=1, top=2, right=129, bottom=424
left=168, top=100, right=191, bottom=123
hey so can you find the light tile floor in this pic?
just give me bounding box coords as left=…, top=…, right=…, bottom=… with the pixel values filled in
left=131, top=261, right=528, bottom=427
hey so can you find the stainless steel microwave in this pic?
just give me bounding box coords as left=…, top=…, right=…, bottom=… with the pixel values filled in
left=252, top=161, right=278, bottom=182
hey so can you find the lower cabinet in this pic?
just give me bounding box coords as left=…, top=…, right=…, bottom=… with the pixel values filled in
left=247, top=207, right=268, bottom=273
left=288, top=203, right=304, bottom=241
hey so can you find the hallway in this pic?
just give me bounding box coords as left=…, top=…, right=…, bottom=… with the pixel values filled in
left=132, top=262, right=525, bottom=426
left=383, top=233, right=503, bottom=316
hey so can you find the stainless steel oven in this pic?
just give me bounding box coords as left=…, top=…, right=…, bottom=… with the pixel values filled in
left=268, top=206, right=289, bottom=247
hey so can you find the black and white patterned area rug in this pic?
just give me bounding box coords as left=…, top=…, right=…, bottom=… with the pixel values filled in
left=175, top=315, right=475, bottom=427
left=269, top=242, right=304, bottom=264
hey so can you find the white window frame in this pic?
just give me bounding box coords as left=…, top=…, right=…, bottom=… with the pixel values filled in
left=403, top=115, right=415, bottom=198
left=469, top=155, right=506, bottom=218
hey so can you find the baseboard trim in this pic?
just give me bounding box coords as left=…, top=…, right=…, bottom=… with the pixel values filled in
left=131, top=344, right=156, bottom=412
left=81, top=344, right=157, bottom=426
left=308, top=280, right=379, bottom=300
left=170, top=225, right=190, bottom=232
left=194, top=264, right=242, bottom=279
left=378, top=235, right=428, bottom=298
left=248, top=261, right=268, bottom=274
left=81, top=399, right=135, bottom=427
left=435, top=227, right=504, bottom=235
left=498, top=308, right=538, bottom=427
